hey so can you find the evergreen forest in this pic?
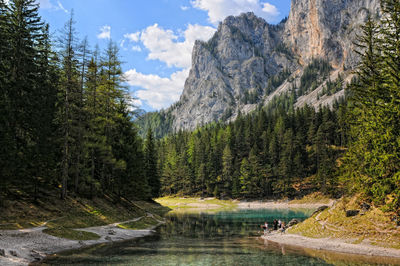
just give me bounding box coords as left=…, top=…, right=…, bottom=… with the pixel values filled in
left=1, top=0, right=400, bottom=215
left=0, top=0, right=160, bottom=204
left=155, top=0, right=400, bottom=212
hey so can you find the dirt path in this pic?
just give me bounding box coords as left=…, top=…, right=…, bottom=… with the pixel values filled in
left=0, top=216, right=164, bottom=266
left=263, top=232, right=400, bottom=259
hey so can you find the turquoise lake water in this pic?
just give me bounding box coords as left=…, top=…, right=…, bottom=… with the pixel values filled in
left=40, top=209, right=400, bottom=265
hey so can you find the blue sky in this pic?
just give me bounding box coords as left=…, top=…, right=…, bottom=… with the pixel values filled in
left=37, top=0, right=291, bottom=111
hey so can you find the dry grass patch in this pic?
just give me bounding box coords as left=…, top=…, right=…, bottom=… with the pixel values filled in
left=288, top=196, right=400, bottom=249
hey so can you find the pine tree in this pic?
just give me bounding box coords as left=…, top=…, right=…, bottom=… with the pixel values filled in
left=221, top=144, right=233, bottom=197
left=58, top=10, right=81, bottom=199
left=145, top=128, right=160, bottom=198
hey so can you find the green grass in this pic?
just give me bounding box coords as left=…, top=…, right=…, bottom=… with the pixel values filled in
left=0, top=192, right=169, bottom=241
left=289, top=192, right=332, bottom=205
left=43, top=227, right=100, bottom=240
left=287, top=196, right=400, bottom=249
left=117, top=216, right=159, bottom=230
left=155, top=196, right=238, bottom=213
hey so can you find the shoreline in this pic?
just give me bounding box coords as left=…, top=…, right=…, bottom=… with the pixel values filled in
left=262, top=232, right=400, bottom=259
left=0, top=218, right=164, bottom=266
left=3, top=198, right=392, bottom=265
left=236, top=200, right=335, bottom=210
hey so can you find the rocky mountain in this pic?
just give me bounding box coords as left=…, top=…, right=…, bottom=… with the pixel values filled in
left=139, top=0, right=381, bottom=135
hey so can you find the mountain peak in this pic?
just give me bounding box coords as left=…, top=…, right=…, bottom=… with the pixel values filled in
left=140, top=0, right=381, bottom=134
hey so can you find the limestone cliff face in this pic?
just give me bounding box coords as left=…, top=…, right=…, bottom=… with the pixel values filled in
left=285, top=0, right=380, bottom=68
left=162, top=0, right=380, bottom=132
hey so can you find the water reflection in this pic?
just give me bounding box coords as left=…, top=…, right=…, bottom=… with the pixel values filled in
left=40, top=209, right=400, bottom=266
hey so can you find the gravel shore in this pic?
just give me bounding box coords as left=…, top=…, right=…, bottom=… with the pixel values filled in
left=237, top=200, right=335, bottom=210
left=0, top=217, right=163, bottom=266
left=263, top=232, right=400, bottom=259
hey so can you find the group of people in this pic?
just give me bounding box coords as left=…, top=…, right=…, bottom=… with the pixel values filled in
left=261, top=219, right=286, bottom=235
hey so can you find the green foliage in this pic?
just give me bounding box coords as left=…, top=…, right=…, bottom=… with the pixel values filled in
left=341, top=3, right=400, bottom=211
left=145, top=128, right=160, bottom=198
left=265, top=69, right=291, bottom=95
left=298, top=59, right=332, bottom=97
left=0, top=1, right=157, bottom=205
left=156, top=103, right=346, bottom=199
left=136, top=110, right=174, bottom=139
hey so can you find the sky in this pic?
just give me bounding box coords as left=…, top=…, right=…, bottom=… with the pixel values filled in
left=37, top=0, right=292, bottom=111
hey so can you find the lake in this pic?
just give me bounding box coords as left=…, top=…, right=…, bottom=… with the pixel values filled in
left=40, top=208, right=400, bottom=265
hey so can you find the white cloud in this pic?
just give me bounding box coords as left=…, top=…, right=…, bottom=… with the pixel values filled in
left=120, top=39, right=126, bottom=48
left=124, top=32, right=141, bottom=42
left=131, top=98, right=143, bottom=108
left=126, top=69, right=189, bottom=110
left=57, top=1, right=68, bottom=13
left=181, top=5, right=189, bottom=11
left=139, top=23, right=215, bottom=68
left=131, top=45, right=142, bottom=52
left=36, top=0, right=68, bottom=13
left=37, top=0, right=53, bottom=9
left=191, top=0, right=280, bottom=24
left=97, top=25, right=111, bottom=40
left=124, top=24, right=215, bottom=109
left=262, top=2, right=279, bottom=16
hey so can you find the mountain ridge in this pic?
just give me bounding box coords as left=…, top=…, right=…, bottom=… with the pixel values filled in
left=138, top=0, right=380, bottom=136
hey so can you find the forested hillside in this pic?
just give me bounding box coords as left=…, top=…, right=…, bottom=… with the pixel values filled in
left=156, top=99, right=347, bottom=199
left=155, top=0, right=400, bottom=213
left=0, top=0, right=159, bottom=205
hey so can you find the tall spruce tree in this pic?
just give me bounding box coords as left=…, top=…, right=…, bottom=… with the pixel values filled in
left=342, top=2, right=400, bottom=210
left=145, top=128, right=160, bottom=198
left=58, top=10, right=81, bottom=199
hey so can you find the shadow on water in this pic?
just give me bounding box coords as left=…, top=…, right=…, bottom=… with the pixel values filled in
left=39, top=209, right=400, bottom=266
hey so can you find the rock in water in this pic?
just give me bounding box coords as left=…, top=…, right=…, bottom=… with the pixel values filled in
left=9, top=250, right=18, bottom=257
left=0, top=249, right=5, bottom=257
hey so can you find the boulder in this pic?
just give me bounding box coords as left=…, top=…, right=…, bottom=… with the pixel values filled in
left=360, top=203, right=370, bottom=211
left=287, top=219, right=301, bottom=228
left=30, top=250, right=43, bottom=261
left=9, top=250, right=18, bottom=257
left=108, top=229, right=116, bottom=235
left=346, top=210, right=359, bottom=217
left=0, top=249, right=5, bottom=257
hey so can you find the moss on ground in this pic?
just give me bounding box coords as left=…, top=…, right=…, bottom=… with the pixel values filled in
left=43, top=227, right=100, bottom=241
left=117, top=216, right=159, bottom=230
left=287, top=196, right=400, bottom=249
left=0, top=192, right=169, bottom=241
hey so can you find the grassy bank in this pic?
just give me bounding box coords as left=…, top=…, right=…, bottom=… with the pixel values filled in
left=155, top=196, right=237, bottom=213
left=0, top=192, right=169, bottom=240
left=287, top=196, right=400, bottom=249
left=289, top=192, right=332, bottom=205
left=118, top=216, right=160, bottom=230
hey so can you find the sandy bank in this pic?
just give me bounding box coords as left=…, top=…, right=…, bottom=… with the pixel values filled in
left=262, top=232, right=400, bottom=259
left=237, top=200, right=335, bottom=210
left=0, top=217, right=164, bottom=266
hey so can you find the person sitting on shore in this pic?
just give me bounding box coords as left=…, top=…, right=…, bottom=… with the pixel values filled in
left=279, top=221, right=286, bottom=234
left=262, top=221, right=269, bottom=235
left=278, top=219, right=282, bottom=229
left=273, top=219, right=278, bottom=230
